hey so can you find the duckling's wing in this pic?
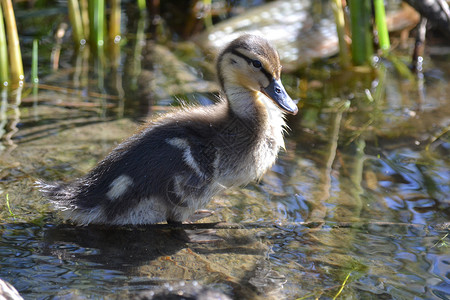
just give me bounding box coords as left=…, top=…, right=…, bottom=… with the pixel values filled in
left=41, top=122, right=220, bottom=224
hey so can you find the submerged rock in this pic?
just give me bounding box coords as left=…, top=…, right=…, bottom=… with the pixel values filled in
left=194, top=0, right=338, bottom=71
left=248, top=259, right=287, bottom=295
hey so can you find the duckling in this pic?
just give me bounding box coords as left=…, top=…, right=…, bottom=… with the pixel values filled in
left=38, top=34, right=298, bottom=225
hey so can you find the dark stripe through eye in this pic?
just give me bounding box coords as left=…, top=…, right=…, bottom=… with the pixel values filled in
left=230, top=50, right=273, bottom=82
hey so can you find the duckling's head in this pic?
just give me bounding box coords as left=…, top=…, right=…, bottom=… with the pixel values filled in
left=217, top=34, right=298, bottom=115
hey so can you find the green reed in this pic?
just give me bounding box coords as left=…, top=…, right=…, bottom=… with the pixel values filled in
left=130, top=11, right=146, bottom=90
left=67, top=0, right=122, bottom=58
left=373, top=0, right=390, bottom=52
left=32, top=39, right=38, bottom=85
left=5, top=194, right=16, bottom=218
left=1, top=0, right=24, bottom=84
left=68, top=0, right=85, bottom=46
left=331, top=0, right=350, bottom=68
left=109, top=0, right=121, bottom=67
left=0, top=6, right=8, bottom=85
left=202, top=0, right=213, bottom=29
left=348, top=0, right=373, bottom=66
left=137, top=0, right=146, bottom=11
left=80, top=0, right=89, bottom=42
left=88, top=0, right=105, bottom=54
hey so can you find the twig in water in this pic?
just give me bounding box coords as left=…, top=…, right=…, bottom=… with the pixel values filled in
left=5, top=194, right=16, bottom=218
left=425, top=126, right=449, bottom=152
left=333, top=271, right=352, bottom=299
left=431, top=233, right=448, bottom=248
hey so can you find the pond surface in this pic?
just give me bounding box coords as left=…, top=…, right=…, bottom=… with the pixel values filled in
left=1, top=1, right=449, bottom=299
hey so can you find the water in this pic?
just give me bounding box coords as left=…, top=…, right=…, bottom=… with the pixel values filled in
left=1, top=1, right=449, bottom=299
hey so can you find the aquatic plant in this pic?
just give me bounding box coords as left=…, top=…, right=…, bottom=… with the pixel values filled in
left=68, top=0, right=86, bottom=46
left=1, top=0, right=24, bottom=85
left=31, top=39, right=38, bottom=85
left=66, top=0, right=125, bottom=67
left=348, top=0, right=373, bottom=66
left=89, top=0, right=105, bottom=55
left=109, top=0, right=121, bottom=67
left=333, top=271, right=352, bottom=299
left=0, top=7, right=7, bottom=85
left=333, top=0, right=390, bottom=66
left=5, top=193, right=16, bottom=218
left=32, top=38, right=38, bottom=98
left=331, top=0, right=350, bottom=68
left=202, top=0, right=213, bottom=29
left=431, top=233, right=449, bottom=248
left=137, top=0, right=146, bottom=12
left=373, top=0, right=390, bottom=52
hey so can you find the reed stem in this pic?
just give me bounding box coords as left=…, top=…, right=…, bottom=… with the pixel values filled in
left=89, top=0, right=105, bottom=54
left=0, top=5, right=8, bottom=86
left=202, top=0, right=213, bottom=29
left=95, top=0, right=104, bottom=53
left=68, top=0, right=85, bottom=46
left=331, top=0, right=350, bottom=68
left=1, top=0, right=23, bottom=84
left=373, top=0, right=390, bottom=52
left=32, top=39, right=38, bottom=85
left=109, top=0, right=121, bottom=67
left=130, top=13, right=146, bottom=90
left=80, top=0, right=89, bottom=42
left=137, top=0, right=146, bottom=11
left=348, top=0, right=373, bottom=65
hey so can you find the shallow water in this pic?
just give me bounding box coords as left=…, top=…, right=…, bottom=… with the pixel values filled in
left=1, top=1, right=450, bottom=299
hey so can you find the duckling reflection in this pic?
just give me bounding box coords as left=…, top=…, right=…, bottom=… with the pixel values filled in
left=42, top=224, right=189, bottom=270
left=38, top=34, right=298, bottom=225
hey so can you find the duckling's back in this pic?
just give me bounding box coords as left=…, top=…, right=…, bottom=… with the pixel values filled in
left=39, top=101, right=277, bottom=225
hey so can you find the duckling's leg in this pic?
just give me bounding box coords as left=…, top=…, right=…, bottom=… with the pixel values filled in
left=186, top=209, right=214, bottom=223
left=184, top=229, right=223, bottom=243
left=167, top=219, right=183, bottom=226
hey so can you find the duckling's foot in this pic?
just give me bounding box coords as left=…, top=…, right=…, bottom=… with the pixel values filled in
left=167, top=219, right=183, bottom=227
left=186, top=209, right=214, bottom=223
left=185, top=229, right=223, bottom=243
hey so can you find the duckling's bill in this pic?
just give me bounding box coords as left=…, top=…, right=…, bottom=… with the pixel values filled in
left=262, top=78, right=298, bottom=115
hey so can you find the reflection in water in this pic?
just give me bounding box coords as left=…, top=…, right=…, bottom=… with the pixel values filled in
left=268, top=223, right=448, bottom=299
left=42, top=225, right=189, bottom=271
left=1, top=222, right=282, bottom=299
left=0, top=86, right=22, bottom=152
left=0, top=88, right=7, bottom=151
left=51, top=23, right=68, bottom=71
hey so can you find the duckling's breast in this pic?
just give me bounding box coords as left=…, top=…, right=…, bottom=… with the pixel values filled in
left=213, top=97, right=286, bottom=187
left=250, top=92, right=286, bottom=178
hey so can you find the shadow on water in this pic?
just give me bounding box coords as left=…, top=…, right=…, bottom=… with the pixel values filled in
left=1, top=221, right=187, bottom=297
left=41, top=224, right=189, bottom=271
left=1, top=220, right=283, bottom=299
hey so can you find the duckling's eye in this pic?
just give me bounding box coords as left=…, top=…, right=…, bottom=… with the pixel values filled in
left=252, top=60, right=262, bottom=69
